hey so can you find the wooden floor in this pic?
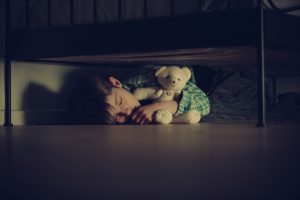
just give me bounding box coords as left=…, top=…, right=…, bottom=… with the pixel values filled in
left=1, top=123, right=300, bottom=200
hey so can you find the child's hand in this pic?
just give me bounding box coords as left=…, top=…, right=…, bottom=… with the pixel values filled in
left=130, top=101, right=178, bottom=125
left=130, top=104, right=158, bottom=125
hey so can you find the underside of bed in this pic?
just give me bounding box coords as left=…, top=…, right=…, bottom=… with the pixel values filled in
left=36, top=47, right=299, bottom=76
left=9, top=9, right=300, bottom=76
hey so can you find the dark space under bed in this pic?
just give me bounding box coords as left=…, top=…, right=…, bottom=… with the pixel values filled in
left=193, top=67, right=300, bottom=123
left=3, top=0, right=300, bottom=126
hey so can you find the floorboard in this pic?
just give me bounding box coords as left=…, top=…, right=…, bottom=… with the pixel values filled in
left=1, top=123, right=300, bottom=200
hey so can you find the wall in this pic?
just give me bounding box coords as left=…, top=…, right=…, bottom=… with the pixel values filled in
left=0, top=60, right=134, bottom=125
left=0, top=61, right=87, bottom=125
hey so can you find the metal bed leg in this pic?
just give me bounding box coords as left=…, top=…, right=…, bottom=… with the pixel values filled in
left=271, top=76, right=277, bottom=106
left=256, top=0, right=266, bottom=127
left=3, top=59, right=13, bottom=127
left=3, top=0, right=12, bottom=126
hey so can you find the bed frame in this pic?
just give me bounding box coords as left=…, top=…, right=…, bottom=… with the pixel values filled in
left=3, top=0, right=300, bottom=127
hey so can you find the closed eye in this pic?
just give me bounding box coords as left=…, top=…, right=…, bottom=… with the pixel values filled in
left=119, top=96, right=123, bottom=106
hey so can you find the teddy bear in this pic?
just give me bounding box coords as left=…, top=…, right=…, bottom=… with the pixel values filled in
left=133, top=66, right=201, bottom=124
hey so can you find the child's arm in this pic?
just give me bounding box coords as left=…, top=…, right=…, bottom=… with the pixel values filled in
left=130, top=100, right=178, bottom=125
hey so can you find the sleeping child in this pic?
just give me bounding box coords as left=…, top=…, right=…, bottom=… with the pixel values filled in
left=68, top=65, right=210, bottom=125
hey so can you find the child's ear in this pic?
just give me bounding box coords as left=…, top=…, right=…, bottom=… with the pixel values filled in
left=108, top=76, right=122, bottom=88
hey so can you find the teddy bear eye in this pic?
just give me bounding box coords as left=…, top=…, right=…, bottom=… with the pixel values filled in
left=178, top=78, right=180, bottom=81
left=166, top=75, right=170, bottom=79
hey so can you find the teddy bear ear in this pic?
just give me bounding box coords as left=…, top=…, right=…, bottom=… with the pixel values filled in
left=182, top=67, right=191, bottom=80
left=155, top=66, right=167, bottom=77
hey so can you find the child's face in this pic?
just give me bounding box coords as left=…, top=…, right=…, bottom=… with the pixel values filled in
left=106, top=77, right=141, bottom=124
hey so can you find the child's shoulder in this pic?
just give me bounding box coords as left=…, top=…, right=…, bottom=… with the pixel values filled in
left=122, top=65, right=159, bottom=88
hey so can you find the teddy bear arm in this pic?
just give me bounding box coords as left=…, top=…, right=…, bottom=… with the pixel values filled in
left=133, top=87, right=162, bottom=100
left=171, top=110, right=201, bottom=124
left=154, top=109, right=173, bottom=124
left=155, top=90, right=176, bottom=102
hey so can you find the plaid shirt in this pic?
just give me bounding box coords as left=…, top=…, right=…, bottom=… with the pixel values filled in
left=122, top=65, right=210, bottom=117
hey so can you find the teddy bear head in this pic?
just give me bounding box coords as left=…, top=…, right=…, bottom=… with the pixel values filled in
left=155, top=66, right=191, bottom=91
